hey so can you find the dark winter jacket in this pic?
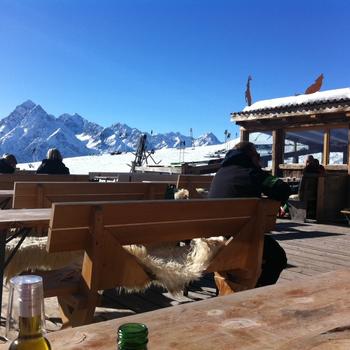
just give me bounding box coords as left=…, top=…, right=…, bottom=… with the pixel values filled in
left=208, top=149, right=291, bottom=202
left=36, top=159, right=70, bottom=175
left=0, top=159, right=16, bottom=173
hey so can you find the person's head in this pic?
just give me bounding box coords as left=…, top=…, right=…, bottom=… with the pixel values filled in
left=233, top=141, right=260, bottom=167
left=305, top=155, right=315, bottom=166
left=3, top=154, right=17, bottom=169
left=47, top=148, right=63, bottom=161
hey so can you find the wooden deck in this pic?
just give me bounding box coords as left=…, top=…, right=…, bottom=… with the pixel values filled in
left=1, top=219, right=349, bottom=337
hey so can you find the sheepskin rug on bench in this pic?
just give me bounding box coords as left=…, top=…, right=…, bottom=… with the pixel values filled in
left=5, top=235, right=226, bottom=295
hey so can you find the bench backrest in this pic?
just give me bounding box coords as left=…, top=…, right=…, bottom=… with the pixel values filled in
left=89, top=173, right=214, bottom=198
left=47, top=198, right=279, bottom=291
left=13, top=182, right=172, bottom=209
left=89, top=172, right=179, bottom=183
left=0, top=174, right=89, bottom=190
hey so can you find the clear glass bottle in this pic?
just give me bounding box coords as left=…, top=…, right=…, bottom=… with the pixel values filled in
left=8, top=275, right=51, bottom=350
left=117, top=322, right=148, bottom=350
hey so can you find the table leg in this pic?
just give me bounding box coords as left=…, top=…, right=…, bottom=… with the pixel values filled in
left=0, top=198, right=10, bottom=210
left=0, top=230, right=6, bottom=325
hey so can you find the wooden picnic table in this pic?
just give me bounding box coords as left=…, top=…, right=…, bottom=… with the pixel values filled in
left=0, top=208, right=51, bottom=321
left=45, top=269, right=350, bottom=349
left=0, top=208, right=50, bottom=229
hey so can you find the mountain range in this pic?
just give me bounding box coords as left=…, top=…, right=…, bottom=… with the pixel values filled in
left=0, top=100, right=221, bottom=162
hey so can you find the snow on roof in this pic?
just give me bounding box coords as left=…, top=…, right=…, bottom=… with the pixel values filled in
left=243, top=88, right=350, bottom=112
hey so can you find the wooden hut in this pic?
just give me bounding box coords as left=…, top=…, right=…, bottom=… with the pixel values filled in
left=231, top=87, right=350, bottom=222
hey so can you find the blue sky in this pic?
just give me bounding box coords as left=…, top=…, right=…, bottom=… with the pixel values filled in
left=0, top=0, right=349, bottom=141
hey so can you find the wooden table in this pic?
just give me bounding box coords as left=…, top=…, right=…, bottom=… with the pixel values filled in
left=0, top=208, right=51, bottom=321
left=46, top=269, right=350, bottom=349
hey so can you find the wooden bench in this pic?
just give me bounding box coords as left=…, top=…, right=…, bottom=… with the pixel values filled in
left=12, top=181, right=173, bottom=209
left=89, top=173, right=214, bottom=198
left=43, top=197, right=279, bottom=326
left=0, top=174, right=89, bottom=190
left=289, top=174, right=349, bottom=223
left=46, top=268, right=350, bottom=350
left=288, top=174, right=322, bottom=222
left=176, top=174, right=214, bottom=198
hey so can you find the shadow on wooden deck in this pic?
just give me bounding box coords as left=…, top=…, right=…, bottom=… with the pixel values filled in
left=271, top=231, right=344, bottom=240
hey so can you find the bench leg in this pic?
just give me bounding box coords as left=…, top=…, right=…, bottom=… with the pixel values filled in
left=58, top=292, right=100, bottom=328
left=288, top=200, right=307, bottom=222
left=214, top=271, right=256, bottom=296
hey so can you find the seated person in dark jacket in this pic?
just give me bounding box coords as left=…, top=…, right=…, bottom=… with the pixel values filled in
left=36, top=148, right=70, bottom=174
left=303, top=155, right=325, bottom=175
left=0, top=154, right=17, bottom=173
left=208, top=141, right=291, bottom=287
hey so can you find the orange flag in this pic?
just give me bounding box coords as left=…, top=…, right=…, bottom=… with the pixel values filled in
left=305, top=74, right=324, bottom=94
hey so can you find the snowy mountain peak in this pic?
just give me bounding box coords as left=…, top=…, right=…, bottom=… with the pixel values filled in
left=18, top=99, right=36, bottom=111
left=12, top=100, right=37, bottom=117
left=0, top=101, right=222, bottom=162
left=193, top=132, right=220, bottom=146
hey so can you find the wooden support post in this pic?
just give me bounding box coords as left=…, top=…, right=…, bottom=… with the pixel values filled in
left=293, top=141, right=298, bottom=163
left=272, top=129, right=285, bottom=177
left=323, top=129, right=330, bottom=166
left=240, top=128, right=249, bottom=142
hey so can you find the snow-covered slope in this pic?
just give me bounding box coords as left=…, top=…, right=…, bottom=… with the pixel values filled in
left=19, top=138, right=240, bottom=174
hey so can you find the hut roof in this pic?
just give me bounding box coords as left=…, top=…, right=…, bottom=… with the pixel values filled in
left=232, top=88, right=350, bottom=122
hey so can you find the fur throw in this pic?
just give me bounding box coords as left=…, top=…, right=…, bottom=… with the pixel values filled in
left=5, top=237, right=82, bottom=282
left=5, top=236, right=226, bottom=295
left=174, top=188, right=189, bottom=200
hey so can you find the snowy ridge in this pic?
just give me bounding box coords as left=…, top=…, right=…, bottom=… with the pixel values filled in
left=0, top=100, right=221, bottom=162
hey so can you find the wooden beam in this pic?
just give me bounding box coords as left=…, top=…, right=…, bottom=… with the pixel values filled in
left=272, top=129, right=285, bottom=177
left=237, top=120, right=349, bottom=133
left=240, top=128, right=249, bottom=142
left=234, top=108, right=350, bottom=122
left=323, top=129, right=330, bottom=165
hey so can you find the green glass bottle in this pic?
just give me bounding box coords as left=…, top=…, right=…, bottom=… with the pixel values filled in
left=117, top=323, right=148, bottom=350
left=8, top=275, right=51, bottom=350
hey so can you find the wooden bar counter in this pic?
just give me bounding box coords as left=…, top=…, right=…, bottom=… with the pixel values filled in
left=44, top=269, right=350, bottom=350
